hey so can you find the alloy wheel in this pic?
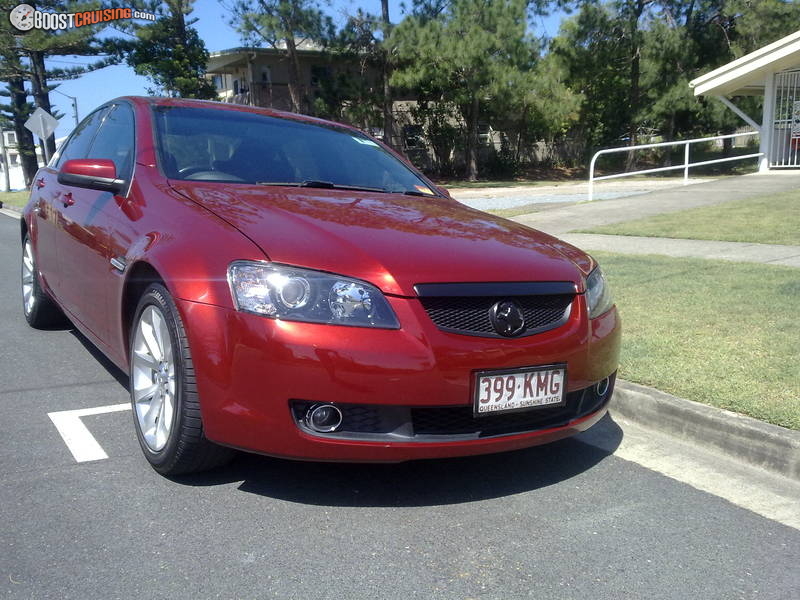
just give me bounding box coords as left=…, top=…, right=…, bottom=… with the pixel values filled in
left=21, top=238, right=35, bottom=316
left=131, top=305, right=176, bottom=452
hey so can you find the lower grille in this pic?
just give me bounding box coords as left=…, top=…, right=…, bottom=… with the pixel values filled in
left=412, top=390, right=584, bottom=436
left=290, top=374, right=614, bottom=441
left=419, top=294, right=574, bottom=337
left=335, top=404, right=382, bottom=433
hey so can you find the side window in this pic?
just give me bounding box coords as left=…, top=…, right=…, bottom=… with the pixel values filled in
left=86, top=103, right=135, bottom=179
left=55, top=107, right=108, bottom=168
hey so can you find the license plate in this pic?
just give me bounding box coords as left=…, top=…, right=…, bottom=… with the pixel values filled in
left=474, top=365, right=566, bottom=416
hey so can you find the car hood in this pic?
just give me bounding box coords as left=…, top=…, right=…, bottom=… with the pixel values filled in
left=170, top=182, right=594, bottom=297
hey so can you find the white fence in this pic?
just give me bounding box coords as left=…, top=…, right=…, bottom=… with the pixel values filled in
left=588, top=131, right=762, bottom=201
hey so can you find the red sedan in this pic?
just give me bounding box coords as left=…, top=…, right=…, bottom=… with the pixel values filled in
left=21, top=97, right=620, bottom=474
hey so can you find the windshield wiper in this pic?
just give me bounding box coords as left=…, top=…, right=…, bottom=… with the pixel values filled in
left=301, top=181, right=389, bottom=193
left=256, top=180, right=388, bottom=193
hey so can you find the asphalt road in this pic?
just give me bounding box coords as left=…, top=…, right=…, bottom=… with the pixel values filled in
left=1, top=212, right=798, bottom=600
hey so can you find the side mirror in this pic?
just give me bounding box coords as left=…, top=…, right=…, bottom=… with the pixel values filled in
left=58, top=159, right=126, bottom=195
left=437, top=186, right=452, bottom=199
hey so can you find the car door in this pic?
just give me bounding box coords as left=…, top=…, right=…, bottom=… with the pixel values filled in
left=28, top=165, right=61, bottom=296
left=35, top=107, right=108, bottom=299
left=54, top=103, right=135, bottom=342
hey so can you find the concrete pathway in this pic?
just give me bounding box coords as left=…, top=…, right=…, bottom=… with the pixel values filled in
left=506, top=171, right=800, bottom=267
left=449, top=177, right=715, bottom=211
left=512, top=171, right=800, bottom=235
left=559, top=233, right=800, bottom=268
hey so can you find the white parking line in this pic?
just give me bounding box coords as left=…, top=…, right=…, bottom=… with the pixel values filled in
left=48, top=403, right=131, bottom=462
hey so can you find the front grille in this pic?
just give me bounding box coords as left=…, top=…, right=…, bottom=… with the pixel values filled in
left=419, top=294, right=573, bottom=337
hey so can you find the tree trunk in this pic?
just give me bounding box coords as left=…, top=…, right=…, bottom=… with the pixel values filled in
left=625, top=0, right=646, bottom=172
left=722, top=136, right=732, bottom=158
left=29, top=50, right=56, bottom=159
left=8, top=77, right=39, bottom=187
left=515, top=103, right=528, bottom=164
left=380, top=0, right=395, bottom=149
left=284, top=35, right=305, bottom=113
left=172, top=1, right=186, bottom=39
left=466, top=94, right=479, bottom=181
left=663, top=111, right=675, bottom=167
left=433, top=143, right=450, bottom=176
left=625, top=42, right=640, bottom=171
left=172, top=1, right=187, bottom=96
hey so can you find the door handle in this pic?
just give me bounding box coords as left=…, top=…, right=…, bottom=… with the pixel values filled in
left=36, top=177, right=45, bottom=189
left=62, top=192, right=74, bottom=208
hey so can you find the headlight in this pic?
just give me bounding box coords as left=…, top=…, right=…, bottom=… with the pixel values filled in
left=227, top=261, right=400, bottom=329
left=586, top=266, right=614, bottom=318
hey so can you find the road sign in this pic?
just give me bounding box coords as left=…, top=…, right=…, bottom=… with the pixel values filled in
left=24, top=107, right=59, bottom=141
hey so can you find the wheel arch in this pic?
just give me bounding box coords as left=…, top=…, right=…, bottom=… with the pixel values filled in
left=121, top=261, right=166, bottom=362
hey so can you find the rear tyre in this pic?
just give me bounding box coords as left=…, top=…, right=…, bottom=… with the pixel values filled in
left=21, top=234, right=67, bottom=329
left=129, top=283, right=234, bottom=475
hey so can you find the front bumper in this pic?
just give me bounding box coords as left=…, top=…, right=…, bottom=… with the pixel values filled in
left=177, top=293, right=621, bottom=462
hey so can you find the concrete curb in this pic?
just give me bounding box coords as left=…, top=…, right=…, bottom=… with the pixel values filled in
left=611, top=380, right=800, bottom=481
left=0, top=208, right=21, bottom=219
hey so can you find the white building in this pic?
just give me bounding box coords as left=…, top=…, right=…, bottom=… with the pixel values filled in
left=1, top=129, right=38, bottom=191
left=690, top=30, right=800, bottom=171
left=0, top=130, right=67, bottom=191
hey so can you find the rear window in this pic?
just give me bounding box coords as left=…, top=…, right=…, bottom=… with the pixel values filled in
left=152, top=106, right=435, bottom=195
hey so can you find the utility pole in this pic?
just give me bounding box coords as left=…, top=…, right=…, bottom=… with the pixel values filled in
left=0, top=129, right=10, bottom=192
left=51, top=88, right=79, bottom=127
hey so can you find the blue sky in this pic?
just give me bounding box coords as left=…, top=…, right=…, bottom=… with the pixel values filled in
left=45, top=0, right=567, bottom=139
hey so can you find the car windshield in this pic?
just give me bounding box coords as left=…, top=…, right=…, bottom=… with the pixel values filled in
left=153, top=105, right=436, bottom=195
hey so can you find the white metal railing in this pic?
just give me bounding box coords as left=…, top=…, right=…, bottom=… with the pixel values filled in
left=587, top=131, right=762, bottom=201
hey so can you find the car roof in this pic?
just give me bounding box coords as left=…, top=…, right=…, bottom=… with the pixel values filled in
left=118, top=96, right=359, bottom=132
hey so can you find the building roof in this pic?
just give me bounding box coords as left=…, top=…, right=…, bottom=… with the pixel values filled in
left=207, top=43, right=326, bottom=73
left=690, top=30, right=800, bottom=96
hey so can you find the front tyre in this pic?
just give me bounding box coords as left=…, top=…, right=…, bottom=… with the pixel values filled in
left=21, top=233, right=67, bottom=328
left=130, top=283, right=234, bottom=475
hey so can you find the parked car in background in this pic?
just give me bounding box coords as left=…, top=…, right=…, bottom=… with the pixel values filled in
left=21, top=97, right=620, bottom=475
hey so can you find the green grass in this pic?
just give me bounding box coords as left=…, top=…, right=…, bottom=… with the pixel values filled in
left=597, top=252, right=800, bottom=430
left=579, top=191, right=800, bottom=246
left=0, top=190, right=30, bottom=212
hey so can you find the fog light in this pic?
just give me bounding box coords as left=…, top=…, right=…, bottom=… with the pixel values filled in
left=306, top=404, right=343, bottom=433
left=596, top=378, right=610, bottom=398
